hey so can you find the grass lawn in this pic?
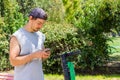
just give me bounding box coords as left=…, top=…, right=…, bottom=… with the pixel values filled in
left=1, top=70, right=120, bottom=80
left=108, top=37, right=120, bottom=61
left=109, top=53, right=120, bottom=61
left=108, top=37, right=120, bottom=54
left=44, top=74, right=120, bottom=80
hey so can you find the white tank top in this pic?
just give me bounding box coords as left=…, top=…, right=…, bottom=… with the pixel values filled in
left=12, top=28, right=45, bottom=80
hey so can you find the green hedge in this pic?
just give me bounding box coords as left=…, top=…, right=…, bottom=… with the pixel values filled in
left=0, top=17, right=12, bottom=71
left=41, top=22, right=81, bottom=73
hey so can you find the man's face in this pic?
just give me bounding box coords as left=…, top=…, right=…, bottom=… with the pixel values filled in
left=30, top=18, right=45, bottom=32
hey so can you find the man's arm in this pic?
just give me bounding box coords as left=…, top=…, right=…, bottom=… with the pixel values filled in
left=9, top=36, right=46, bottom=66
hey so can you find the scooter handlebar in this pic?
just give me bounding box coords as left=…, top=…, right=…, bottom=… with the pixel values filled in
left=52, top=50, right=81, bottom=59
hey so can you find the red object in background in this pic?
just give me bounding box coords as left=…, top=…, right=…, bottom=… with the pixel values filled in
left=0, top=73, right=13, bottom=80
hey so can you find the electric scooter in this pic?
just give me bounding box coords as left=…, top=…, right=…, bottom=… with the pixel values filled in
left=53, top=50, right=81, bottom=80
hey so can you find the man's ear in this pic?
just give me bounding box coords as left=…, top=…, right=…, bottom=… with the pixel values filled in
left=29, top=16, right=33, bottom=20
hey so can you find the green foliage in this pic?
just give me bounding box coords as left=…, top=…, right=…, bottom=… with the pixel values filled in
left=108, top=37, right=120, bottom=53
left=78, top=35, right=111, bottom=70
left=97, top=0, right=118, bottom=32
left=16, top=0, right=37, bottom=18
left=0, top=17, right=12, bottom=71
left=3, top=0, right=24, bottom=34
left=17, top=0, right=65, bottom=23
left=41, top=22, right=81, bottom=73
left=42, top=22, right=80, bottom=53
left=62, top=0, right=81, bottom=23
left=62, top=0, right=120, bottom=71
left=80, top=0, right=119, bottom=70
left=114, top=0, right=120, bottom=34
left=36, top=0, right=65, bottom=23
left=0, top=0, right=120, bottom=74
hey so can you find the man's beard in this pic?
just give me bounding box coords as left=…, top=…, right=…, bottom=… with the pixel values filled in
left=33, top=28, right=39, bottom=32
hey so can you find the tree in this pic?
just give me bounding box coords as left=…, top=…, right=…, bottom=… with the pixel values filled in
left=62, top=0, right=120, bottom=70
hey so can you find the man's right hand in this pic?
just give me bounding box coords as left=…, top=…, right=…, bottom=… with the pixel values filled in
left=33, top=50, right=50, bottom=59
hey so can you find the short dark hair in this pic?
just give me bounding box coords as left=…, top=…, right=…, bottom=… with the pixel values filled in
left=29, top=8, right=47, bottom=20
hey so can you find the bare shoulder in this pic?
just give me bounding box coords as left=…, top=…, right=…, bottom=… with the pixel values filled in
left=9, top=36, right=20, bottom=55
left=10, top=36, right=19, bottom=46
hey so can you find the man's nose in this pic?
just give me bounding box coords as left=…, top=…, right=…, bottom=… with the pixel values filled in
left=37, top=26, right=42, bottom=29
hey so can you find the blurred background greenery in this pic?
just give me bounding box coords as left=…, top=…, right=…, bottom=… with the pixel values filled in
left=0, top=0, right=120, bottom=75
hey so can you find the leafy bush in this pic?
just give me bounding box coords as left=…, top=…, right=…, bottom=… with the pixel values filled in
left=41, top=22, right=81, bottom=73
left=62, top=0, right=120, bottom=71
left=0, top=17, right=12, bottom=71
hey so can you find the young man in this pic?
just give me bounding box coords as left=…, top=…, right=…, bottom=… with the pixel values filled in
left=9, top=8, right=50, bottom=80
